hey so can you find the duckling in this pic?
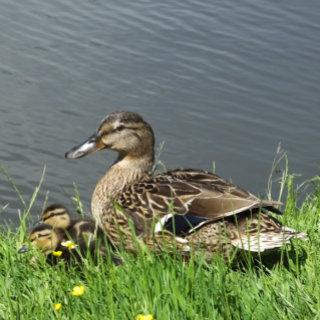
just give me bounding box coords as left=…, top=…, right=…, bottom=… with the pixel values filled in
left=39, top=204, right=122, bottom=263
left=19, top=222, right=121, bottom=265
left=40, top=204, right=100, bottom=246
left=19, top=223, right=79, bottom=264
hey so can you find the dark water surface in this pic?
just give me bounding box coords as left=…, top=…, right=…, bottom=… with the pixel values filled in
left=0, top=0, right=320, bottom=225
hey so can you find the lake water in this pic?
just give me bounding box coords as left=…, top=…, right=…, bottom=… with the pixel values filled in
left=0, top=0, right=319, bottom=225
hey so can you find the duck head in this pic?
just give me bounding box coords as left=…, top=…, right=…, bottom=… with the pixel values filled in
left=41, top=204, right=71, bottom=229
left=65, top=111, right=155, bottom=162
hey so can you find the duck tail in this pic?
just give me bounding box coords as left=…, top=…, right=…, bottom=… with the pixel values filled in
left=231, top=227, right=307, bottom=253
left=281, top=226, right=308, bottom=241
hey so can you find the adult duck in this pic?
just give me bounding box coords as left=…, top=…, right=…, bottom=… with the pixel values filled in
left=65, top=111, right=306, bottom=256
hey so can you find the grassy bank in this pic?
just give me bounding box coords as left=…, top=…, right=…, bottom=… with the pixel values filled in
left=0, top=170, right=320, bottom=319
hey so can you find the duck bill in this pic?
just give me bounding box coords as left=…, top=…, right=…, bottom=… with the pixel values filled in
left=65, top=133, right=105, bottom=159
left=18, top=244, right=29, bottom=254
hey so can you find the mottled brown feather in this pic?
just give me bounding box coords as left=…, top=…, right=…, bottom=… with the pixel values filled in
left=64, top=111, right=306, bottom=257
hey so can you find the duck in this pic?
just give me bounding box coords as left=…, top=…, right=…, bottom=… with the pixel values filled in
left=64, top=111, right=306, bottom=258
left=18, top=223, right=84, bottom=264
left=40, top=203, right=122, bottom=263
left=19, top=205, right=121, bottom=265
left=40, top=203, right=101, bottom=245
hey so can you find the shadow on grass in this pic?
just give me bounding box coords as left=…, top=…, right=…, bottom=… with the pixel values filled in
left=233, top=243, right=308, bottom=275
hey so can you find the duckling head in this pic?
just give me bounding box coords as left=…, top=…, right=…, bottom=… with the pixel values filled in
left=65, top=111, right=155, bottom=161
left=41, top=204, right=71, bottom=229
left=28, top=223, right=61, bottom=255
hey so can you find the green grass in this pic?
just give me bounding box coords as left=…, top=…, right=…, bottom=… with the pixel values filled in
left=0, top=165, right=320, bottom=319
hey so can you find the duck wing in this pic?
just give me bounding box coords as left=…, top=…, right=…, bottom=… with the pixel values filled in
left=117, top=169, right=282, bottom=235
left=163, top=169, right=282, bottom=214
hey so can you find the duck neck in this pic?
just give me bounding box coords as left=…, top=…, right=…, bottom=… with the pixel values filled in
left=110, top=153, right=154, bottom=191
left=91, top=153, right=154, bottom=222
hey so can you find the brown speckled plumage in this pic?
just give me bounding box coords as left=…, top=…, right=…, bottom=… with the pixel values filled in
left=65, top=111, right=307, bottom=259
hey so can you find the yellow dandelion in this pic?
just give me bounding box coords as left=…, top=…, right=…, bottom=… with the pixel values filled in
left=52, top=250, right=63, bottom=257
left=61, top=240, right=78, bottom=250
left=53, top=303, right=62, bottom=311
left=135, top=314, right=155, bottom=320
left=71, top=285, right=85, bottom=297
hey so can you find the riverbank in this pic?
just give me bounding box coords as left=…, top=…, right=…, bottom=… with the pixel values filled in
left=0, top=175, right=319, bottom=319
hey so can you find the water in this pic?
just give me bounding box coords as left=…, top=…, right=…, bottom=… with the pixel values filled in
left=0, top=0, right=319, bottom=225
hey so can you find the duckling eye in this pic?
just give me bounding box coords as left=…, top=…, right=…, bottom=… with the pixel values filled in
left=115, top=125, right=125, bottom=131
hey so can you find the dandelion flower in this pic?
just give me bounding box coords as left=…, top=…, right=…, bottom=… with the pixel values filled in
left=52, top=250, right=63, bottom=257
left=135, top=314, right=155, bottom=320
left=71, top=285, right=85, bottom=297
left=61, top=240, right=78, bottom=250
left=53, top=303, right=62, bottom=311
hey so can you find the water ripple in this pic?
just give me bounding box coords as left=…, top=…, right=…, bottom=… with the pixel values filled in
left=0, top=0, right=320, bottom=224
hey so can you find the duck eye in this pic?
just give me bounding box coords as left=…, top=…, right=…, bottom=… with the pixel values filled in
left=115, top=125, right=125, bottom=131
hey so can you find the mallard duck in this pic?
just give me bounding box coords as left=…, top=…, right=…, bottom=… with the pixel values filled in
left=39, top=203, right=121, bottom=263
left=18, top=223, right=83, bottom=264
left=40, top=203, right=100, bottom=245
left=64, top=111, right=306, bottom=257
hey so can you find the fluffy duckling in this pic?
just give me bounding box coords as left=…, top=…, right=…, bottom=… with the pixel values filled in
left=19, top=222, right=121, bottom=265
left=39, top=204, right=122, bottom=263
left=40, top=204, right=100, bottom=246
left=19, top=223, right=80, bottom=264
left=18, top=204, right=121, bottom=265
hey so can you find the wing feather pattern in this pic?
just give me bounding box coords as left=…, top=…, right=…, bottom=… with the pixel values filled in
left=117, top=169, right=283, bottom=235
